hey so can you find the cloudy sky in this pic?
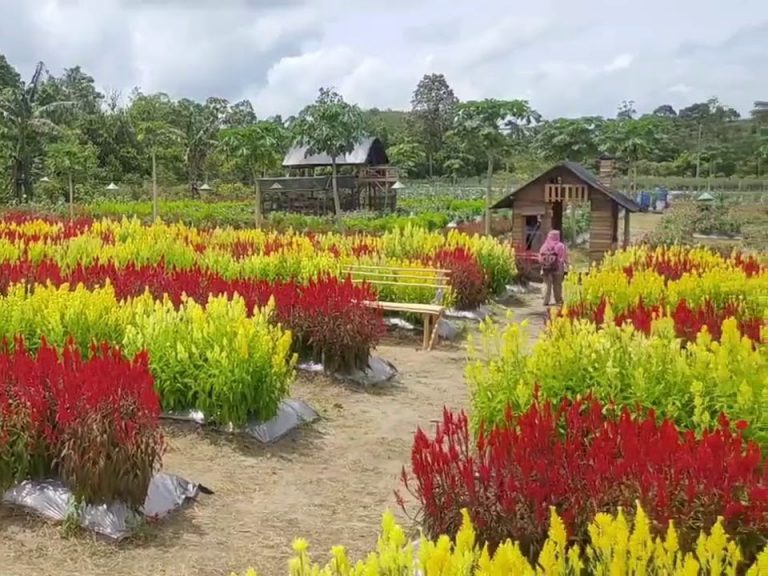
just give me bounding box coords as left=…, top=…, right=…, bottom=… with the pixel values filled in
left=1, top=0, right=766, bottom=118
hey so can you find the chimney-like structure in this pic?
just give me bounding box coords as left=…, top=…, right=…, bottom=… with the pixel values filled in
left=597, top=154, right=616, bottom=189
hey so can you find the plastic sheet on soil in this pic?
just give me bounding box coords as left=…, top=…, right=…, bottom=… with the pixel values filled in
left=444, top=307, right=492, bottom=322
left=161, top=398, right=319, bottom=444
left=2, top=472, right=201, bottom=541
left=338, top=356, right=398, bottom=387
left=436, top=317, right=461, bottom=341
left=385, top=317, right=416, bottom=331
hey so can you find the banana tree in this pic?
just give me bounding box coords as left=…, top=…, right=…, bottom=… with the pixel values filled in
left=0, top=62, right=74, bottom=202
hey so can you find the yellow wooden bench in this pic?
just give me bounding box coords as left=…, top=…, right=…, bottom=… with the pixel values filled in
left=343, top=265, right=451, bottom=351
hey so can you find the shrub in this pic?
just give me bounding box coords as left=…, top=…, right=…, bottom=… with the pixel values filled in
left=564, top=297, right=765, bottom=344
left=399, top=398, right=768, bottom=561
left=234, top=506, right=768, bottom=575
left=0, top=338, right=163, bottom=507
left=0, top=283, right=296, bottom=425
left=467, top=315, right=768, bottom=442
left=267, top=277, right=385, bottom=373
left=432, top=247, right=487, bottom=310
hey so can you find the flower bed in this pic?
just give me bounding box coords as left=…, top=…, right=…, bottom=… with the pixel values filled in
left=563, top=297, right=765, bottom=344
left=467, top=315, right=768, bottom=442
left=0, top=214, right=516, bottom=306
left=0, top=338, right=164, bottom=508
left=234, top=506, right=768, bottom=575
left=399, top=398, right=768, bottom=561
left=563, top=247, right=767, bottom=344
left=0, top=283, right=295, bottom=424
left=0, top=261, right=384, bottom=373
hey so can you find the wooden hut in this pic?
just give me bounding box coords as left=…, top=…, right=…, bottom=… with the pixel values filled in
left=491, top=158, right=641, bottom=261
left=259, top=137, right=399, bottom=215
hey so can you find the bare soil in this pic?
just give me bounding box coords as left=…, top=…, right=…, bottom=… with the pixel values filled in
left=0, top=296, right=545, bottom=576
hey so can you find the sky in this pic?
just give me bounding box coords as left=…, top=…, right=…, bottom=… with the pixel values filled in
left=1, top=0, right=766, bottom=119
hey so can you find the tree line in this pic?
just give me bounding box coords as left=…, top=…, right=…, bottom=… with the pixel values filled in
left=1, top=54, right=767, bottom=208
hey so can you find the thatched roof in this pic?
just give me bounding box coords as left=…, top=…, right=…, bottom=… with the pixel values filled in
left=282, top=137, right=389, bottom=168
left=492, top=161, right=641, bottom=212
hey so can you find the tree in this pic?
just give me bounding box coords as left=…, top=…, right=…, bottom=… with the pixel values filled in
left=0, top=55, right=21, bottom=91
left=0, top=62, right=74, bottom=202
left=453, top=99, right=537, bottom=234
left=600, top=116, right=664, bottom=192
left=388, top=137, right=427, bottom=178
left=653, top=104, right=677, bottom=118
left=219, top=120, right=288, bottom=226
left=294, top=88, right=365, bottom=220
left=753, top=101, right=768, bottom=123
left=46, top=129, right=98, bottom=216
left=135, top=120, right=183, bottom=220
left=617, top=100, right=637, bottom=120
left=175, top=96, right=228, bottom=192
left=411, top=73, right=458, bottom=178
left=226, top=99, right=257, bottom=128
left=535, top=117, right=603, bottom=164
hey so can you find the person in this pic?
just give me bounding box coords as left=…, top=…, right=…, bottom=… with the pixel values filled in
left=539, top=229, right=568, bottom=306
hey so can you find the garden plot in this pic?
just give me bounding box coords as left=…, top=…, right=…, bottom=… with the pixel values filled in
left=0, top=340, right=482, bottom=576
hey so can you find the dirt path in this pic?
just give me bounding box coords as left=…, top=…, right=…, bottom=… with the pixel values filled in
left=0, top=297, right=546, bottom=576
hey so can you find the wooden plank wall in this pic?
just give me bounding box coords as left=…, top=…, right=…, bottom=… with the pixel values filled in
left=509, top=181, right=547, bottom=247
left=589, top=193, right=617, bottom=260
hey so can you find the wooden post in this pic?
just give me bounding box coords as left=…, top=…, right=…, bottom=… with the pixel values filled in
left=151, top=149, right=158, bottom=221
left=254, top=179, right=263, bottom=229
left=485, top=155, right=493, bottom=236
left=623, top=209, right=631, bottom=248
left=569, top=201, right=577, bottom=247
left=68, top=173, right=74, bottom=220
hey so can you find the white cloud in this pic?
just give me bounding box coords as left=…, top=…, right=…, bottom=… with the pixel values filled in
left=603, top=54, right=634, bottom=73
left=0, top=0, right=766, bottom=118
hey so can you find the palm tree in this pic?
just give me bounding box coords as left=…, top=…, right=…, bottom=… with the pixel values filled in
left=0, top=62, right=73, bottom=202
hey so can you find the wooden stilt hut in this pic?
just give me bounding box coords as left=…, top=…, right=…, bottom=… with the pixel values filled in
left=491, top=157, right=641, bottom=261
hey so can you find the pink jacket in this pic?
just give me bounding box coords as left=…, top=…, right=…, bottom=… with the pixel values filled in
left=539, top=230, right=568, bottom=273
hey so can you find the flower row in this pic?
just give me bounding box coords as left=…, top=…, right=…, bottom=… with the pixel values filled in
left=566, top=246, right=767, bottom=321
left=0, top=338, right=163, bottom=507
left=235, top=506, right=768, bottom=575
left=0, top=283, right=294, bottom=425
left=0, top=215, right=517, bottom=305
left=604, top=244, right=764, bottom=280
left=564, top=297, right=765, bottom=344
left=400, top=397, right=768, bottom=561
left=0, top=262, right=385, bottom=372
left=467, top=315, right=768, bottom=442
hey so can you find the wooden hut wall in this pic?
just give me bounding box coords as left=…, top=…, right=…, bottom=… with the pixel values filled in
left=259, top=175, right=358, bottom=215
left=589, top=192, right=617, bottom=259
left=509, top=181, right=547, bottom=247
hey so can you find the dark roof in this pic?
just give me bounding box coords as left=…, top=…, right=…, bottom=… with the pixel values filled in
left=491, top=161, right=641, bottom=212
left=282, top=137, right=389, bottom=168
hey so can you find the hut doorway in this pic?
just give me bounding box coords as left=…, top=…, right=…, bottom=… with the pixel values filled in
left=551, top=201, right=564, bottom=234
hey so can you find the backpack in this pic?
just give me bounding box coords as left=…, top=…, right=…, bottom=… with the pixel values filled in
left=540, top=247, right=559, bottom=273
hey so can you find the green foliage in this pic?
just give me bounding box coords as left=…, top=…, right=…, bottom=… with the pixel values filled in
left=122, top=295, right=295, bottom=425
left=219, top=120, right=287, bottom=182
left=294, top=88, right=366, bottom=163
left=467, top=315, right=768, bottom=442
left=0, top=283, right=295, bottom=425
left=410, top=73, right=458, bottom=176
left=294, top=88, right=366, bottom=218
